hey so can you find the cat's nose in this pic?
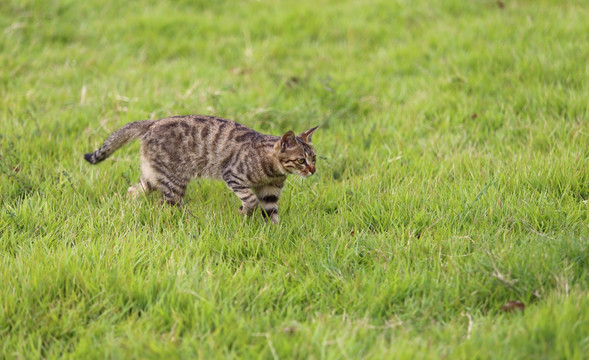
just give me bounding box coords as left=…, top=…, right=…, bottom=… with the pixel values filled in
left=308, top=164, right=315, bottom=174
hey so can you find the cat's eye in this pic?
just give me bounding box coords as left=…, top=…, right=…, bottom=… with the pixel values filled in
left=297, top=158, right=306, bottom=164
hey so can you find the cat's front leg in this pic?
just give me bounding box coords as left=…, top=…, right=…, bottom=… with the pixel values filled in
left=255, top=185, right=282, bottom=224
left=223, top=172, right=258, bottom=216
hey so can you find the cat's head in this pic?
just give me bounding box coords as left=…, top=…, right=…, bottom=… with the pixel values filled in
left=275, top=126, right=318, bottom=177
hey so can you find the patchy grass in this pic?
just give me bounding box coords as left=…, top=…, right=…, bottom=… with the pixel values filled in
left=1, top=0, right=588, bottom=358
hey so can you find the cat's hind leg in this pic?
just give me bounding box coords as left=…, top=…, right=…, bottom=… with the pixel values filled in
left=127, top=156, right=156, bottom=199
left=127, top=178, right=154, bottom=199
left=154, top=173, right=188, bottom=206
left=137, top=146, right=188, bottom=206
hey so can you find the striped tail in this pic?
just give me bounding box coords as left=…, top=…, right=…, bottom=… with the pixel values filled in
left=84, top=120, right=154, bottom=164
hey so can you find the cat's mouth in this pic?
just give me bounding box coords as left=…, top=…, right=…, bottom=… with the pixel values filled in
left=289, top=168, right=314, bottom=178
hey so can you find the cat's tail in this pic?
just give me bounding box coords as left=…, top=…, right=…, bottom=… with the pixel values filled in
left=84, top=120, right=154, bottom=164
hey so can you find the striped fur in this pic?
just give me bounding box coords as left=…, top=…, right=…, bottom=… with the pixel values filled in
left=84, top=115, right=318, bottom=223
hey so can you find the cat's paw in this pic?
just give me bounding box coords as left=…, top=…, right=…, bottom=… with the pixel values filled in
left=238, top=205, right=255, bottom=216
left=127, top=185, right=142, bottom=199
left=260, top=208, right=279, bottom=224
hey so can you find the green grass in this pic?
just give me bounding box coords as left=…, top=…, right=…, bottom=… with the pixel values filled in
left=1, top=0, right=588, bottom=358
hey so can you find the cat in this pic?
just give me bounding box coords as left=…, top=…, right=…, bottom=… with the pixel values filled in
left=84, top=115, right=318, bottom=223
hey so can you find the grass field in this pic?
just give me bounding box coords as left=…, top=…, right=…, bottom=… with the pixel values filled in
left=1, top=0, right=588, bottom=358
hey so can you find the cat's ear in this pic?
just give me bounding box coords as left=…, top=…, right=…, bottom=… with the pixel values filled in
left=299, top=126, right=319, bottom=143
left=279, top=130, right=297, bottom=150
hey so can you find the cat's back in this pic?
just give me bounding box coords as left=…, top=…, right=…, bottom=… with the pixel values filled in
left=148, top=115, right=251, bottom=136
left=140, top=115, right=270, bottom=178
left=142, top=115, right=262, bottom=146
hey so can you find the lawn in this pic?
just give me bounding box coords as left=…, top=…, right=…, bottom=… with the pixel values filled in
left=1, top=0, right=588, bottom=358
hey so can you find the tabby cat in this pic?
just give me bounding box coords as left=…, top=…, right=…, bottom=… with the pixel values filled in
left=84, top=115, right=318, bottom=223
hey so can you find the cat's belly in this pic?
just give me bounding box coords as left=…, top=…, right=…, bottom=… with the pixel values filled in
left=188, top=162, right=222, bottom=180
